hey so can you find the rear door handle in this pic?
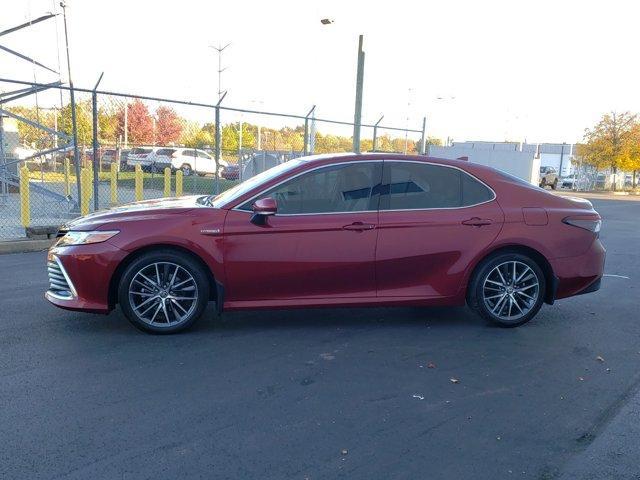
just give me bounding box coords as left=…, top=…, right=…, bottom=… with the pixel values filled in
left=462, top=217, right=492, bottom=226
left=342, top=222, right=376, bottom=231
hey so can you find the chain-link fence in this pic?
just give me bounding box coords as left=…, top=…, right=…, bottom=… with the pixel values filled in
left=1, top=77, right=426, bottom=239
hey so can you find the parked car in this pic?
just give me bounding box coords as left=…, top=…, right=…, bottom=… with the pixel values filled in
left=220, top=163, right=240, bottom=180
left=150, top=148, right=228, bottom=176
left=560, top=176, right=576, bottom=189
left=46, top=153, right=605, bottom=334
left=126, top=147, right=158, bottom=170
left=539, top=166, right=559, bottom=189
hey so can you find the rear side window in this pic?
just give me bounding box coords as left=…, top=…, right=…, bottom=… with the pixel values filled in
left=156, top=148, right=176, bottom=156
left=462, top=172, right=494, bottom=205
left=379, top=162, right=493, bottom=210
left=241, top=162, right=383, bottom=214
left=131, top=147, right=152, bottom=154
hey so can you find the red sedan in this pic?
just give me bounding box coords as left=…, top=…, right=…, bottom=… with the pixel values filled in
left=46, top=154, right=605, bottom=333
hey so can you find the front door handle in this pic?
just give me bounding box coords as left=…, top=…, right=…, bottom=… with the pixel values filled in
left=462, top=217, right=492, bottom=226
left=342, top=222, right=376, bottom=231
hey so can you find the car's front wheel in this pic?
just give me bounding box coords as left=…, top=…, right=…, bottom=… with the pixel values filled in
left=468, top=253, right=546, bottom=327
left=118, top=250, right=210, bottom=334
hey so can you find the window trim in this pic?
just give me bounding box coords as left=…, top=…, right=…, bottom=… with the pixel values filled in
left=231, top=159, right=496, bottom=216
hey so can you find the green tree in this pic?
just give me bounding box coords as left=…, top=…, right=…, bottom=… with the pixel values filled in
left=59, top=99, right=93, bottom=146
left=7, top=105, right=55, bottom=148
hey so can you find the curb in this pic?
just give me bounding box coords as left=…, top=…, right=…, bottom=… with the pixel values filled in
left=0, top=239, right=54, bottom=255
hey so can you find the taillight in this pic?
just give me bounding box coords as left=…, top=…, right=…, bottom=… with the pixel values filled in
left=563, top=216, right=602, bottom=233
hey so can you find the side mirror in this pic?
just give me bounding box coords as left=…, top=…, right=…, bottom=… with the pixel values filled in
left=250, top=197, right=277, bottom=225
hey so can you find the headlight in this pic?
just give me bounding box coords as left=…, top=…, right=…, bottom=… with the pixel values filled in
left=56, top=230, right=119, bottom=247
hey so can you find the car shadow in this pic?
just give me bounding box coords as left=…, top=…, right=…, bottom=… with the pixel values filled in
left=197, top=304, right=483, bottom=333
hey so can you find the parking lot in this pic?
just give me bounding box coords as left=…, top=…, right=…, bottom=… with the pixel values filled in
left=1, top=196, right=638, bottom=479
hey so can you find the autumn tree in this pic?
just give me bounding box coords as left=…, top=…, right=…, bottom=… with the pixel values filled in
left=581, top=112, right=637, bottom=190
left=620, top=122, right=640, bottom=187
left=117, top=99, right=153, bottom=145
left=155, top=106, right=183, bottom=145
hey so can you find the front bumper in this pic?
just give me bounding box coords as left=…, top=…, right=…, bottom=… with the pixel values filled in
left=45, top=241, right=128, bottom=313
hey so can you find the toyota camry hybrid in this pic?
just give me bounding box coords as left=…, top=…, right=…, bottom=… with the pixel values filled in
left=45, top=153, right=605, bottom=333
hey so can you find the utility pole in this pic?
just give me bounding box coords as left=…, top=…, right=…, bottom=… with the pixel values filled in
left=353, top=35, right=365, bottom=153
left=210, top=43, right=231, bottom=102
left=60, top=1, right=81, bottom=205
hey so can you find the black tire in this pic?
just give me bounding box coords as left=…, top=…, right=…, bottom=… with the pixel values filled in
left=118, top=249, right=210, bottom=334
left=467, top=252, right=546, bottom=328
left=181, top=164, right=192, bottom=176
left=551, top=179, right=558, bottom=190
left=540, top=179, right=547, bottom=188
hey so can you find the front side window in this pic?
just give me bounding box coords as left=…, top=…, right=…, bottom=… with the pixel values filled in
left=379, top=162, right=493, bottom=210
left=240, top=162, right=383, bottom=214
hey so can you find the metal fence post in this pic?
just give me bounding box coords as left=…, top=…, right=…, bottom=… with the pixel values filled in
left=91, top=73, right=104, bottom=211
left=303, top=105, right=316, bottom=156
left=19, top=165, right=30, bottom=228
left=214, top=92, right=226, bottom=195
left=420, top=116, right=427, bottom=155
left=372, top=115, right=384, bottom=152
left=91, top=92, right=99, bottom=210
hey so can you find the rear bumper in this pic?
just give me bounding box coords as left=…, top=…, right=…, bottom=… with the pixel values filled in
left=45, top=241, right=127, bottom=313
left=551, top=238, right=605, bottom=300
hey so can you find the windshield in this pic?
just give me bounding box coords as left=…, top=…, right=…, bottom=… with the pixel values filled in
left=209, top=159, right=306, bottom=208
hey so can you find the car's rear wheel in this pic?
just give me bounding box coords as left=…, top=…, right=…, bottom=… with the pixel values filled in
left=181, top=164, right=192, bottom=176
left=551, top=179, right=558, bottom=190
left=468, top=253, right=546, bottom=327
left=118, top=250, right=209, bottom=334
left=540, top=179, right=547, bottom=188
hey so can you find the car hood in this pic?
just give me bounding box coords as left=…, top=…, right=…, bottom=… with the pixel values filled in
left=63, top=196, right=207, bottom=231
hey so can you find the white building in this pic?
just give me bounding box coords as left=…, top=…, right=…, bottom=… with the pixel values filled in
left=428, top=141, right=575, bottom=184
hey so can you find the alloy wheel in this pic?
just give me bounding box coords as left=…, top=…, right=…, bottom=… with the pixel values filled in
left=128, top=262, right=198, bottom=327
left=482, top=260, right=540, bottom=322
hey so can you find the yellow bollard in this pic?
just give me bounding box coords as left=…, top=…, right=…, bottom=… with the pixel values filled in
left=135, top=165, right=143, bottom=201
left=64, top=158, right=70, bottom=196
left=20, top=165, right=30, bottom=228
left=175, top=170, right=183, bottom=197
left=164, top=167, right=171, bottom=197
left=80, top=168, right=91, bottom=215
left=110, top=163, right=118, bottom=205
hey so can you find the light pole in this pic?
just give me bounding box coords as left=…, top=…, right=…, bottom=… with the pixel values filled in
left=60, top=1, right=81, bottom=205
left=352, top=35, right=365, bottom=153
left=319, top=20, right=365, bottom=153
left=210, top=43, right=231, bottom=102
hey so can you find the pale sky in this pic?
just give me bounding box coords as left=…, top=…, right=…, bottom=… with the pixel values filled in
left=2, top=0, right=638, bottom=144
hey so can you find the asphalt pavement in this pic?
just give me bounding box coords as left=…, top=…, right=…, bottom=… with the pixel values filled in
left=1, top=197, right=639, bottom=480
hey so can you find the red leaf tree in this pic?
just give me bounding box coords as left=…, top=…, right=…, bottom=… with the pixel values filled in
left=155, top=106, right=183, bottom=145
left=117, top=99, right=154, bottom=145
